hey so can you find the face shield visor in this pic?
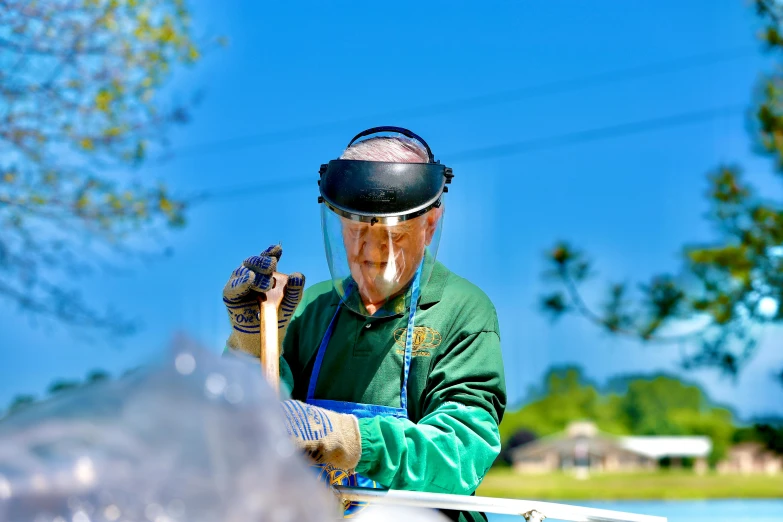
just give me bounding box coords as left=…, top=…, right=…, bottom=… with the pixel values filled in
left=318, top=127, right=454, bottom=317
left=322, top=204, right=445, bottom=317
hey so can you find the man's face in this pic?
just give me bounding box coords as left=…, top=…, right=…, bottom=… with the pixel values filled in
left=341, top=208, right=442, bottom=307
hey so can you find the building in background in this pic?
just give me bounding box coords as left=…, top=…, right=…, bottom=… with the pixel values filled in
left=717, top=442, right=783, bottom=475
left=619, top=435, right=712, bottom=474
left=510, top=421, right=711, bottom=475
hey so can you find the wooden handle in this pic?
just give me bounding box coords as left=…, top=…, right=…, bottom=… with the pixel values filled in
left=258, top=271, right=288, bottom=397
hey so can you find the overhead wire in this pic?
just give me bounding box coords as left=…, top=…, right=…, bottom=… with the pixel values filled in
left=447, top=103, right=746, bottom=162
left=168, top=45, right=756, bottom=161
left=187, top=103, right=747, bottom=204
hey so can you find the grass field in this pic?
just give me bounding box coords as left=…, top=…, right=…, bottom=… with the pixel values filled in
left=476, top=468, right=783, bottom=500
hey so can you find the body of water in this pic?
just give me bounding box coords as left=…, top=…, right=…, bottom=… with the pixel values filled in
left=489, top=499, right=782, bottom=522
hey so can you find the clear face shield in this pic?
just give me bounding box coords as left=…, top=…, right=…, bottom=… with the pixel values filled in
left=318, top=126, right=454, bottom=317
left=322, top=203, right=445, bottom=317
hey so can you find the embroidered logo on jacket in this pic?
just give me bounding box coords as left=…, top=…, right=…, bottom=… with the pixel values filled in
left=394, top=326, right=441, bottom=357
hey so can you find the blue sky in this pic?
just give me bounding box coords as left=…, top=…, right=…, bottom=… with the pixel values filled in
left=1, top=0, right=782, bottom=418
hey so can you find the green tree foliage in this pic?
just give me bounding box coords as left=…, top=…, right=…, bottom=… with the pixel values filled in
left=619, top=377, right=735, bottom=464
left=501, top=368, right=737, bottom=463
left=46, top=379, right=81, bottom=395
left=734, top=421, right=783, bottom=455
left=6, top=394, right=36, bottom=414
left=753, top=423, right=783, bottom=454
left=499, top=367, right=628, bottom=442
left=86, top=369, right=110, bottom=383
left=0, top=0, right=214, bottom=333
left=619, top=377, right=705, bottom=435
left=540, top=0, right=783, bottom=386
left=1, top=368, right=112, bottom=418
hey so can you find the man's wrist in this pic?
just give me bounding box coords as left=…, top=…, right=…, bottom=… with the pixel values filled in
left=354, top=417, right=379, bottom=474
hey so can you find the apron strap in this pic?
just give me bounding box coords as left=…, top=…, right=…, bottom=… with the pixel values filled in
left=307, top=302, right=342, bottom=401
left=399, top=263, right=422, bottom=412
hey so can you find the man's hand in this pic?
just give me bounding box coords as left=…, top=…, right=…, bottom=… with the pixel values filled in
left=281, top=400, right=362, bottom=470
left=223, top=245, right=305, bottom=356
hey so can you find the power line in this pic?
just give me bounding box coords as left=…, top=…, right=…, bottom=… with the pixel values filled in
left=169, top=46, right=756, bottom=161
left=447, top=103, right=746, bottom=162
left=188, top=177, right=312, bottom=204
left=188, top=102, right=746, bottom=205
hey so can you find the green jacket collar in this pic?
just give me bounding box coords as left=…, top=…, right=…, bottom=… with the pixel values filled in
left=418, top=260, right=448, bottom=307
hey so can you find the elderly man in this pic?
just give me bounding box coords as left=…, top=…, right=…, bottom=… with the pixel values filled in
left=222, top=127, right=506, bottom=521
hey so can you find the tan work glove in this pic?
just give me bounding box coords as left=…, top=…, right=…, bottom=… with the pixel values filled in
left=222, top=245, right=305, bottom=356
left=281, top=400, right=362, bottom=470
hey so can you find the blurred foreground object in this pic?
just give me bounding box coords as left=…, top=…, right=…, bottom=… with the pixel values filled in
left=541, top=0, right=783, bottom=386
left=0, top=336, right=335, bottom=522
left=0, top=0, right=219, bottom=334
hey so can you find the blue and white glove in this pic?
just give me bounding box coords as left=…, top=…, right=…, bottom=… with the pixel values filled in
left=281, top=400, right=362, bottom=470
left=223, top=245, right=305, bottom=357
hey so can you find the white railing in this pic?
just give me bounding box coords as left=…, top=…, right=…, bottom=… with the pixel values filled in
left=335, top=487, right=667, bottom=522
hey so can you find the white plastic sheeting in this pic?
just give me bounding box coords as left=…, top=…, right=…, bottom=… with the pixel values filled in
left=0, top=336, right=336, bottom=522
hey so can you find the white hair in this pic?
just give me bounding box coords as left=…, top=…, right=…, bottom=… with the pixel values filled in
left=340, top=136, right=428, bottom=164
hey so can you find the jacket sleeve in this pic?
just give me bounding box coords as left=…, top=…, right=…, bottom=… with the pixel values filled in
left=354, top=330, right=506, bottom=494
left=279, top=355, right=295, bottom=398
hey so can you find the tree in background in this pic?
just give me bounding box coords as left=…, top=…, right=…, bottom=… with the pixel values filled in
left=500, top=367, right=737, bottom=464
left=2, top=367, right=115, bottom=418
left=497, top=429, right=537, bottom=466
left=0, top=0, right=217, bottom=334
left=5, top=394, right=35, bottom=415
left=499, top=366, right=628, bottom=442
left=619, top=377, right=705, bottom=435
left=734, top=420, right=783, bottom=455
left=618, top=377, right=735, bottom=464
left=540, top=0, right=783, bottom=385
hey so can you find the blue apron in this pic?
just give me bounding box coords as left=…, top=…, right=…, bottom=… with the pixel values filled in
left=307, top=266, right=422, bottom=517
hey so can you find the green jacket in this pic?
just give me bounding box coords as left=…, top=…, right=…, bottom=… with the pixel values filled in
left=280, top=260, right=506, bottom=520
